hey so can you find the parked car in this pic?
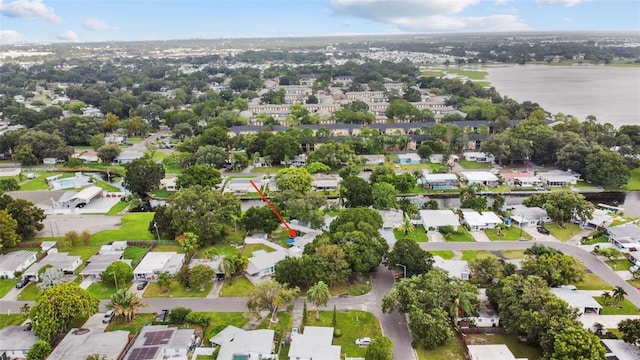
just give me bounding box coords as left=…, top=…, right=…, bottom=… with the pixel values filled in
left=137, top=281, right=148, bottom=290
left=156, top=309, right=169, bottom=322
left=23, top=321, right=32, bottom=331
left=355, top=337, right=372, bottom=346
left=291, top=327, right=299, bottom=336
left=15, top=278, right=30, bottom=289
left=102, top=310, right=115, bottom=324
left=537, top=226, right=550, bottom=235
left=630, top=265, right=639, bottom=273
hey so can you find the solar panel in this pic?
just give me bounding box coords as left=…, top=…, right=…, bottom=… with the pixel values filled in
left=128, top=346, right=159, bottom=360
left=143, top=330, right=173, bottom=345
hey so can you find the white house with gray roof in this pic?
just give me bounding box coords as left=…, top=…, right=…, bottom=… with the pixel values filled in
left=23, top=250, right=82, bottom=281
left=537, top=169, right=580, bottom=187
left=433, top=256, right=470, bottom=280
left=509, top=205, right=550, bottom=227
left=0, top=250, right=37, bottom=279
left=607, top=223, right=640, bottom=250
left=133, top=252, right=185, bottom=281
left=0, top=325, right=39, bottom=359
left=48, top=328, right=130, bottom=360
left=288, top=326, right=341, bottom=360
left=462, top=210, right=502, bottom=231
left=215, top=328, right=275, bottom=360
left=460, top=171, right=499, bottom=186
left=419, top=210, right=460, bottom=231
left=550, top=287, right=602, bottom=315
left=246, top=250, right=288, bottom=277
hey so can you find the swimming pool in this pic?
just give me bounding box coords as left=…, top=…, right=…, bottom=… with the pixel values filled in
left=53, top=178, right=76, bottom=189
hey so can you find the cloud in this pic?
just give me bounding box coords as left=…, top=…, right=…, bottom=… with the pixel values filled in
left=494, top=0, right=514, bottom=4
left=82, top=17, right=116, bottom=31
left=330, top=0, right=530, bottom=32
left=0, top=0, right=62, bottom=23
left=57, top=30, right=78, bottom=42
left=536, top=0, right=585, bottom=6
left=0, top=29, right=22, bottom=44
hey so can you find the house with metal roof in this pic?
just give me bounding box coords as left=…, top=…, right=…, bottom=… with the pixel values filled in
left=600, top=339, right=640, bottom=360
left=113, top=150, right=145, bottom=164
left=550, top=287, right=602, bottom=315
left=607, top=223, right=640, bottom=253
left=288, top=326, right=341, bottom=360
left=419, top=210, right=460, bottom=231
left=459, top=171, right=499, bottom=187
left=215, top=327, right=275, bottom=360
left=23, top=250, right=82, bottom=281
left=0, top=250, right=37, bottom=279
left=123, top=325, right=198, bottom=360
left=48, top=328, right=130, bottom=360
left=433, top=256, right=470, bottom=280
left=246, top=250, right=288, bottom=277
left=133, top=252, right=185, bottom=282
left=421, top=172, right=459, bottom=190
left=80, top=253, right=131, bottom=280
left=0, top=325, right=39, bottom=359
left=463, top=152, right=495, bottom=163
left=509, top=205, right=550, bottom=227
left=537, top=169, right=581, bottom=187
left=462, top=210, right=502, bottom=231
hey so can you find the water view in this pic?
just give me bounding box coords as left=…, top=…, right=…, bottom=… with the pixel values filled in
left=485, top=65, right=640, bottom=128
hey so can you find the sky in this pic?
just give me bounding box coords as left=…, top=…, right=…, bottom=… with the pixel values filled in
left=0, top=0, right=639, bottom=44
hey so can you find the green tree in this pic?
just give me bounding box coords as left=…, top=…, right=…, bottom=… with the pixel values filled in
left=618, top=318, right=640, bottom=344
left=385, top=99, right=421, bottom=121
left=97, top=144, right=121, bottom=164
left=102, top=112, right=120, bottom=132
left=26, top=340, right=51, bottom=360
left=302, top=299, right=308, bottom=326
left=306, top=141, right=355, bottom=168
left=550, top=327, right=606, bottom=360
left=597, top=247, right=623, bottom=268
left=89, top=133, right=105, bottom=150
left=275, top=167, right=313, bottom=193
left=306, top=161, right=331, bottom=174
left=85, top=355, right=107, bottom=360
left=408, top=308, right=453, bottom=349
left=106, top=289, right=147, bottom=322
left=584, top=150, right=630, bottom=187
left=193, top=145, right=228, bottom=168
left=241, top=206, right=280, bottom=234
left=365, top=336, right=394, bottom=360
left=156, top=272, right=171, bottom=291
left=340, top=176, right=373, bottom=208
left=103, top=261, right=134, bottom=289
left=397, top=217, right=415, bottom=238
left=521, top=253, right=585, bottom=287
left=0, top=208, right=19, bottom=252
left=36, top=267, right=64, bottom=290
left=543, top=191, right=594, bottom=227
left=459, top=183, right=487, bottom=211
left=264, top=133, right=302, bottom=164
left=372, top=182, right=398, bottom=210
left=469, top=256, right=502, bottom=286
left=4, top=198, right=46, bottom=239
left=307, top=281, right=330, bottom=320
left=189, top=264, right=215, bottom=291
left=246, top=280, right=300, bottom=322
left=0, top=178, right=19, bottom=192
left=176, top=232, right=200, bottom=262
left=612, top=286, right=627, bottom=305
left=169, top=307, right=192, bottom=324
left=176, top=164, right=222, bottom=189
left=271, top=190, right=327, bottom=229
left=601, top=291, right=613, bottom=306
left=384, top=237, right=433, bottom=278
left=30, top=283, right=99, bottom=342
left=123, top=158, right=165, bottom=197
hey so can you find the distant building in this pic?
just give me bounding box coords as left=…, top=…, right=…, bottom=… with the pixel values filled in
left=160, top=177, right=179, bottom=191
left=537, top=170, right=580, bottom=187
left=398, top=153, right=421, bottom=164
left=421, top=172, right=459, bottom=190
left=113, top=150, right=145, bottom=164
left=459, top=171, right=499, bottom=187
left=311, top=174, right=340, bottom=191
left=463, top=152, right=495, bottom=163
left=500, top=171, right=540, bottom=187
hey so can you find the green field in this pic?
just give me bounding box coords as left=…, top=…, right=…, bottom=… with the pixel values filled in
left=544, top=223, right=581, bottom=241
left=393, top=225, right=429, bottom=242
left=219, top=276, right=255, bottom=297
left=105, top=313, right=156, bottom=334
left=17, top=282, right=42, bottom=301
left=429, top=250, right=455, bottom=259
left=123, top=246, right=150, bottom=267
left=416, top=336, right=465, bottom=360
left=241, top=243, right=276, bottom=257
left=444, top=228, right=475, bottom=242
left=458, top=160, right=492, bottom=169
left=595, top=297, right=640, bottom=315
left=461, top=250, right=494, bottom=262
left=89, top=213, right=155, bottom=244
left=575, top=272, right=612, bottom=291
left=87, top=281, right=121, bottom=299
left=485, top=226, right=533, bottom=241
left=625, top=167, right=640, bottom=191
left=0, top=314, right=28, bottom=329
left=0, top=279, right=19, bottom=298
left=443, top=68, right=489, bottom=80
left=306, top=310, right=382, bottom=358
left=143, top=280, right=212, bottom=298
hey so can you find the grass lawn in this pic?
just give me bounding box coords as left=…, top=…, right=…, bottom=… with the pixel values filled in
left=90, top=177, right=120, bottom=192
left=426, top=162, right=449, bottom=172
left=89, top=213, right=155, bottom=244
left=307, top=310, right=382, bottom=358
left=61, top=245, right=100, bottom=261
left=595, top=297, right=640, bottom=315
left=444, top=68, right=488, bottom=80
left=545, top=223, right=581, bottom=242
left=489, top=185, right=512, bottom=193
left=393, top=225, right=429, bottom=242
left=196, top=244, right=239, bottom=259
left=17, top=282, right=42, bottom=301
left=124, top=246, right=150, bottom=267
left=624, top=167, right=640, bottom=191
left=466, top=334, right=542, bottom=360
left=19, top=172, right=63, bottom=190
left=225, top=228, right=249, bottom=246
left=241, top=243, right=276, bottom=257
left=144, top=280, right=212, bottom=298
left=0, top=314, right=27, bottom=329
left=461, top=250, right=495, bottom=263
left=0, top=279, right=18, bottom=298
left=151, top=189, right=177, bottom=199
left=106, top=201, right=129, bottom=215
left=257, top=311, right=293, bottom=337
left=154, top=244, right=182, bottom=252
left=485, top=226, right=533, bottom=241
left=458, top=160, right=492, bottom=169
left=416, top=335, right=466, bottom=360
left=575, top=272, right=612, bottom=291
left=500, top=250, right=526, bottom=259
left=429, top=250, right=455, bottom=259
left=106, top=313, right=155, bottom=334
left=328, top=276, right=372, bottom=296
left=249, top=165, right=285, bottom=173
left=204, top=312, right=248, bottom=341
left=444, top=228, right=475, bottom=242
left=86, top=281, right=122, bottom=299
left=584, top=235, right=609, bottom=245
left=606, top=259, right=633, bottom=271
left=573, top=182, right=602, bottom=190
left=220, top=276, right=255, bottom=297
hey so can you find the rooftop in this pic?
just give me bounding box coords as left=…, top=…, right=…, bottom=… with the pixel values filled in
left=419, top=209, right=460, bottom=228
left=0, top=326, right=39, bottom=352
left=608, top=223, right=640, bottom=242
left=246, top=250, right=287, bottom=275
left=550, top=288, right=602, bottom=312
left=467, top=344, right=519, bottom=360
left=433, top=256, right=470, bottom=279
left=134, top=252, right=185, bottom=275
left=460, top=171, right=499, bottom=182
left=288, top=326, right=341, bottom=360
left=216, top=328, right=274, bottom=360
left=0, top=250, right=37, bottom=272
left=463, top=211, right=502, bottom=227
left=48, top=328, right=130, bottom=360
left=124, top=325, right=196, bottom=360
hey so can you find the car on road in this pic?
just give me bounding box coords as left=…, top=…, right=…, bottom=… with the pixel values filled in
left=537, top=226, right=550, bottom=235
left=137, top=281, right=148, bottom=290
left=355, top=337, right=372, bottom=346
left=102, top=310, right=115, bottom=324
left=15, top=277, right=30, bottom=289
left=156, top=309, right=169, bottom=322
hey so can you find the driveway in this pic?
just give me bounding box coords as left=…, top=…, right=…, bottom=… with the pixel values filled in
left=470, top=231, right=491, bottom=242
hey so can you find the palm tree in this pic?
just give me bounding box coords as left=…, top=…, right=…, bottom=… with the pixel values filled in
left=156, top=272, right=171, bottom=292
left=20, top=303, right=30, bottom=317
left=307, top=281, right=331, bottom=320
left=398, top=217, right=415, bottom=238
left=612, top=286, right=627, bottom=306
left=220, top=255, right=237, bottom=283
left=107, top=289, right=147, bottom=323
left=601, top=291, right=613, bottom=306
left=449, top=291, right=476, bottom=320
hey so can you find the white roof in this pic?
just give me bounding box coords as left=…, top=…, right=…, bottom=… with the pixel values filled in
left=463, top=211, right=502, bottom=227
left=134, top=252, right=185, bottom=275
left=550, top=288, right=602, bottom=312
left=422, top=173, right=459, bottom=182
left=288, top=326, right=341, bottom=360
left=460, top=171, right=499, bottom=182
left=601, top=339, right=640, bottom=360
left=216, top=329, right=274, bottom=360
left=433, top=256, right=470, bottom=279
left=47, top=329, right=130, bottom=360
left=511, top=205, right=548, bottom=221
left=468, top=344, right=517, bottom=360
left=70, top=186, right=102, bottom=202
left=0, top=326, right=39, bottom=351
left=464, top=152, right=492, bottom=158
left=419, top=210, right=459, bottom=228
left=608, top=223, right=640, bottom=242
left=0, top=250, right=37, bottom=272
left=246, top=250, right=288, bottom=275
left=209, top=325, right=244, bottom=346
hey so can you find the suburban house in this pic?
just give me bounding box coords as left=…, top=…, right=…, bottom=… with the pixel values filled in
left=467, top=345, right=523, bottom=360
left=288, top=326, right=341, bottom=360
left=311, top=174, right=340, bottom=191
left=104, top=135, right=125, bottom=145
left=600, top=339, right=640, bottom=360
left=607, top=223, right=640, bottom=253
left=419, top=210, right=460, bottom=231
left=433, top=256, right=470, bottom=280
left=133, top=252, right=185, bottom=281
left=463, top=152, right=495, bottom=163
left=0, top=251, right=37, bottom=279
left=460, top=289, right=500, bottom=328
left=550, top=287, right=602, bottom=315
left=72, top=150, right=99, bottom=163
left=379, top=210, right=404, bottom=229
left=421, top=172, right=460, bottom=190
left=47, top=328, right=130, bottom=360
left=212, top=327, right=275, bottom=360
left=190, top=258, right=225, bottom=281
left=246, top=250, right=288, bottom=277
left=579, top=209, right=613, bottom=229
left=113, top=150, right=145, bottom=164
left=160, top=177, right=179, bottom=191
left=358, top=154, right=385, bottom=166
left=43, top=157, right=63, bottom=165
left=122, top=325, right=199, bottom=360
left=509, top=205, right=550, bottom=227
left=224, top=176, right=262, bottom=195
left=429, top=153, right=459, bottom=164
left=398, top=153, right=421, bottom=164
left=80, top=252, right=131, bottom=280
left=459, top=171, right=499, bottom=186
left=23, top=250, right=82, bottom=281
left=499, top=171, right=540, bottom=187
left=462, top=210, right=502, bottom=231
left=0, top=325, right=39, bottom=360
left=537, top=170, right=581, bottom=187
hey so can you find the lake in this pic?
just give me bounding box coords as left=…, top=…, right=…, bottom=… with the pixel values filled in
left=484, top=64, right=640, bottom=128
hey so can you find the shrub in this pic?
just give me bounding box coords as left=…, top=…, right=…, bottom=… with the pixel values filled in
left=333, top=329, right=342, bottom=338
left=169, top=307, right=192, bottom=324
left=439, top=226, right=454, bottom=235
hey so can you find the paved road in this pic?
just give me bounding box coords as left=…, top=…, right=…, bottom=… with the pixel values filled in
left=420, top=241, right=640, bottom=308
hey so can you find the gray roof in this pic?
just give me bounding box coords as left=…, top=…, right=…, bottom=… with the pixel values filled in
left=510, top=205, right=548, bottom=221
left=47, top=328, right=130, bottom=360
left=422, top=173, right=459, bottom=182
left=288, top=326, right=341, bottom=360
left=216, top=329, right=274, bottom=360
left=0, top=326, right=38, bottom=352
left=419, top=210, right=460, bottom=228
left=80, top=254, right=130, bottom=276
left=550, top=288, right=602, bottom=312
left=246, top=250, right=287, bottom=276
left=608, top=223, right=640, bottom=242
left=209, top=325, right=244, bottom=346
left=433, top=256, right=470, bottom=279
left=24, top=252, right=81, bottom=275
left=601, top=339, right=640, bottom=360
left=0, top=250, right=37, bottom=272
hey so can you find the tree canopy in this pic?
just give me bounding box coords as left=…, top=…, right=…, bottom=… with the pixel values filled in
left=123, top=158, right=165, bottom=197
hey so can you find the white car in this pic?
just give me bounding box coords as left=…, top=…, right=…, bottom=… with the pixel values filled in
left=355, top=337, right=371, bottom=346
left=630, top=265, right=639, bottom=273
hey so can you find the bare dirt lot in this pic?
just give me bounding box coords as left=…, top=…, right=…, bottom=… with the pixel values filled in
left=36, top=214, right=123, bottom=237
